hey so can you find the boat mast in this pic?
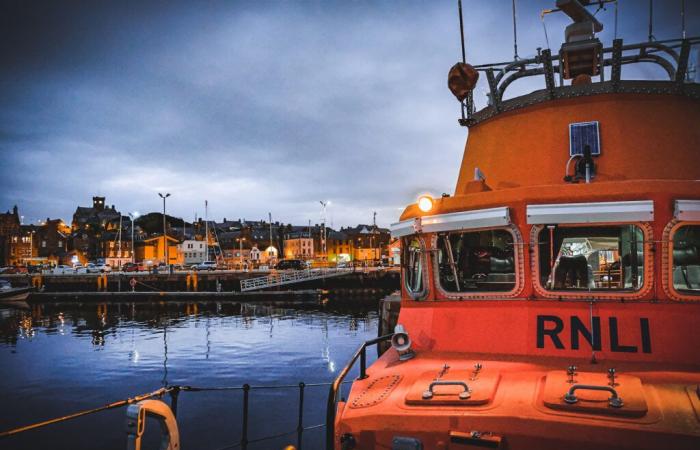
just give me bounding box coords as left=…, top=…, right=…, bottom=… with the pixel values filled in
left=205, top=200, right=209, bottom=262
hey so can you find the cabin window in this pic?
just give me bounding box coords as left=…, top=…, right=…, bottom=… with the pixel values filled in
left=402, top=236, right=424, bottom=296
left=538, top=225, right=644, bottom=291
left=672, top=225, right=700, bottom=294
left=436, top=229, right=515, bottom=292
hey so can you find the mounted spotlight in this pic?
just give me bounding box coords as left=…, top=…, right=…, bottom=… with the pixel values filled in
left=391, top=324, right=415, bottom=361
left=417, top=195, right=434, bottom=213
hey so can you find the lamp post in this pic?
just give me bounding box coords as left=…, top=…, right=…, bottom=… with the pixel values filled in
left=319, top=200, right=330, bottom=260
left=129, top=212, right=140, bottom=264
left=158, top=193, right=171, bottom=264
left=29, top=229, right=35, bottom=262
left=236, top=237, right=246, bottom=269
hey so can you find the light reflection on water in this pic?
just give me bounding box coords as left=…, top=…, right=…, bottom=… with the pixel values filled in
left=0, top=301, right=378, bottom=450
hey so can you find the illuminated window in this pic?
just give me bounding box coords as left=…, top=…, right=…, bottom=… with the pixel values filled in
left=402, top=236, right=424, bottom=295
left=538, top=225, right=644, bottom=291
left=672, top=225, right=700, bottom=294
left=436, top=229, right=515, bottom=292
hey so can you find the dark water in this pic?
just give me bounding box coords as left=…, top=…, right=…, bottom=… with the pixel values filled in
left=0, top=300, right=379, bottom=450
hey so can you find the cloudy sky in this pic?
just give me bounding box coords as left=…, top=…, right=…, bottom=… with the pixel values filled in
left=1, top=0, right=697, bottom=227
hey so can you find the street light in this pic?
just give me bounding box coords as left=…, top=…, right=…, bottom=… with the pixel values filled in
left=29, top=229, right=36, bottom=261
left=319, top=200, right=331, bottom=259
left=158, top=193, right=171, bottom=264
left=236, top=237, right=246, bottom=269
left=129, top=212, right=140, bottom=264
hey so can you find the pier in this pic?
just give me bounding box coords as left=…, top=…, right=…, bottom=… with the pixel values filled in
left=1, top=268, right=400, bottom=303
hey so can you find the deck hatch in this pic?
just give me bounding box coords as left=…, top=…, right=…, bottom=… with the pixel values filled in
left=405, top=369, right=500, bottom=406
left=674, top=200, right=700, bottom=221
left=527, top=201, right=654, bottom=224
left=569, top=121, right=601, bottom=156
left=542, top=370, right=648, bottom=418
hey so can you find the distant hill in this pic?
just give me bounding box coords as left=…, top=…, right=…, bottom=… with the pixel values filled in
left=135, top=213, right=189, bottom=234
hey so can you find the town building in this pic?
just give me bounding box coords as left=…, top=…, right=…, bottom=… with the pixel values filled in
left=70, top=196, right=123, bottom=261
left=101, top=230, right=133, bottom=269
left=36, top=219, right=71, bottom=265
left=0, top=206, right=20, bottom=266
left=283, top=231, right=314, bottom=260
left=135, top=235, right=179, bottom=265
left=179, top=240, right=207, bottom=265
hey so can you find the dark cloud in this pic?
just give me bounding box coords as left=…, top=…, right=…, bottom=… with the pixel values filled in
left=1, top=0, right=698, bottom=226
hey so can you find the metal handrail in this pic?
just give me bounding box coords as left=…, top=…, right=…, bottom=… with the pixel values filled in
left=325, top=333, right=394, bottom=450
left=240, top=268, right=352, bottom=291
left=461, top=36, right=700, bottom=126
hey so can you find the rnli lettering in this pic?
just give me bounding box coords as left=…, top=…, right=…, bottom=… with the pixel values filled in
left=536, top=316, right=651, bottom=353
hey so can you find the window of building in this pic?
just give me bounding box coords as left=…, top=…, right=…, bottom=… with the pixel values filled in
left=42, top=240, right=47, bottom=248
left=435, top=229, right=516, bottom=292
left=402, top=236, right=424, bottom=296
left=538, top=225, right=644, bottom=291
left=672, top=224, right=700, bottom=294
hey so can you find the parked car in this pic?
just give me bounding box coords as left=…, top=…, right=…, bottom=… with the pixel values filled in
left=193, top=261, right=219, bottom=271
left=2, top=266, right=29, bottom=274
left=85, top=263, right=101, bottom=274
left=274, top=259, right=307, bottom=270
left=52, top=265, right=75, bottom=275
left=0, top=279, right=12, bottom=290
left=74, top=264, right=88, bottom=274
left=95, top=263, right=112, bottom=273
left=122, top=263, right=140, bottom=272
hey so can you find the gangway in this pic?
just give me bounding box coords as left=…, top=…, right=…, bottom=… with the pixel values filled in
left=240, top=268, right=352, bottom=292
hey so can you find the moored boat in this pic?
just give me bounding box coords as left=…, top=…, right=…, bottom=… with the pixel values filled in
left=329, top=1, right=700, bottom=449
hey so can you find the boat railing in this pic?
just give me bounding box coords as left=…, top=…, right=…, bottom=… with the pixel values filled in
left=0, top=380, right=350, bottom=450
left=325, top=333, right=395, bottom=450
left=461, top=36, right=700, bottom=126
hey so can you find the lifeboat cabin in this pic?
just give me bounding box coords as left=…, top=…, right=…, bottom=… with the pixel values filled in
left=328, top=2, right=700, bottom=449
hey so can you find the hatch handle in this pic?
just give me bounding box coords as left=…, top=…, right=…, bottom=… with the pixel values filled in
left=423, top=380, right=471, bottom=400
left=563, top=384, right=624, bottom=408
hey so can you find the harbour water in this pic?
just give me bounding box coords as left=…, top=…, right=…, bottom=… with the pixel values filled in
left=0, top=300, right=379, bottom=449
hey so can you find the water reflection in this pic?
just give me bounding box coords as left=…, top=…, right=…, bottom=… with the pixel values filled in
left=0, top=300, right=378, bottom=450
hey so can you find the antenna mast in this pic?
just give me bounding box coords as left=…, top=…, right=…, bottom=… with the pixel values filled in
left=512, top=0, right=519, bottom=60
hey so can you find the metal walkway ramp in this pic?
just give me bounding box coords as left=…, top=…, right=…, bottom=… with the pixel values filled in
left=240, top=268, right=352, bottom=292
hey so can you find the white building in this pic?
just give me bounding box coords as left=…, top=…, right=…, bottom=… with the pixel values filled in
left=179, top=240, right=207, bottom=265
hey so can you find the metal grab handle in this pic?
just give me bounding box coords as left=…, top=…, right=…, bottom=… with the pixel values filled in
left=563, top=384, right=624, bottom=408
left=423, top=381, right=471, bottom=400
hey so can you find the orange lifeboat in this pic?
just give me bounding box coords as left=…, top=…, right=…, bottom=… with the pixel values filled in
left=328, top=1, right=700, bottom=449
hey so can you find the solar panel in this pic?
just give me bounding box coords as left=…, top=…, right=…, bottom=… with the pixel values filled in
left=569, top=121, right=600, bottom=156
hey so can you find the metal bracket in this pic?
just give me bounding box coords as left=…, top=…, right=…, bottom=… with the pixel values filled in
left=126, top=399, right=180, bottom=450
left=486, top=69, right=501, bottom=112
left=542, top=49, right=555, bottom=97
left=611, top=39, right=623, bottom=88
left=675, top=39, right=691, bottom=84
